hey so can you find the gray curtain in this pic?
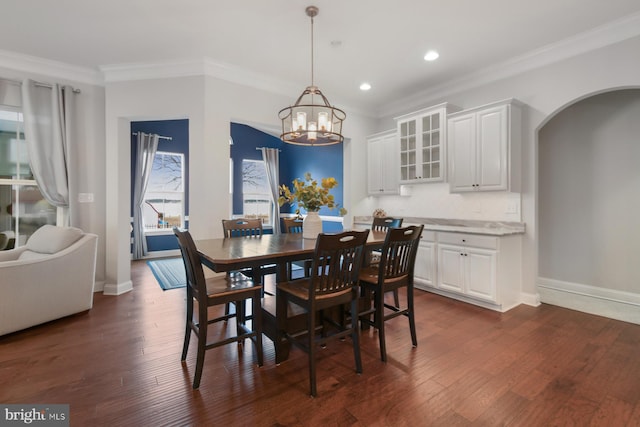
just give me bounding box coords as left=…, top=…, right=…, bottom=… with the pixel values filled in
left=260, top=147, right=281, bottom=234
left=132, top=132, right=159, bottom=259
left=21, top=79, right=76, bottom=226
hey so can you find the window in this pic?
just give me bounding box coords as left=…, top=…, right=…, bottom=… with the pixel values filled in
left=143, top=151, right=185, bottom=231
left=241, top=159, right=272, bottom=225
left=0, top=107, right=56, bottom=248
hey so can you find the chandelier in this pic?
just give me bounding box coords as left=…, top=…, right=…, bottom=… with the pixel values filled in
left=279, top=6, right=346, bottom=146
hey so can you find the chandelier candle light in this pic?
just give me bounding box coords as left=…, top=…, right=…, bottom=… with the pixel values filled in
left=279, top=6, right=346, bottom=146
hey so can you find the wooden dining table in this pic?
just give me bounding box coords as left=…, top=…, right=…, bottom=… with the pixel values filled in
left=195, top=229, right=388, bottom=362
left=196, top=229, right=387, bottom=278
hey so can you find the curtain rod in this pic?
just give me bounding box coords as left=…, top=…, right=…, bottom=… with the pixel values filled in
left=0, top=77, right=81, bottom=94
left=256, top=147, right=281, bottom=151
left=132, top=131, right=172, bottom=141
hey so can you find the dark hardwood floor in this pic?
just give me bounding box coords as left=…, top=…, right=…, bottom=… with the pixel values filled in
left=2, top=260, right=640, bottom=426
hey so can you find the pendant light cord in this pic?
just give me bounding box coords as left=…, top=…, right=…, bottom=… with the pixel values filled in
left=310, top=13, right=315, bottom=87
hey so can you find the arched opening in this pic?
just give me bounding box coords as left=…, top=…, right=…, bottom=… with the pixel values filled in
left=537, top=88, right=640, bottom=323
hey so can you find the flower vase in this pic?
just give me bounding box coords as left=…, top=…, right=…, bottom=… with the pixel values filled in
left=303, top=211, right=322, bottom=239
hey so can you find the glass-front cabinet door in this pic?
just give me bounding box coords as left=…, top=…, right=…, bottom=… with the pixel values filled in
left=396, top=103, right=458, bottom=184
left=399, top=120, right=416, bottom=181
left=421, top=113, right=440, bottom=180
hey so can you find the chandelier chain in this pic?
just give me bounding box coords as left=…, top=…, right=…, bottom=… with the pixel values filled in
left=310, top=12, right=314, bottom=87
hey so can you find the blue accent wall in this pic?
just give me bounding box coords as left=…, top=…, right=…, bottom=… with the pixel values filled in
left=130, top=119, right=189, bottom=252
left=230, top=123, right=344, bottom=218
left=230, top=123, right=281, bottom=214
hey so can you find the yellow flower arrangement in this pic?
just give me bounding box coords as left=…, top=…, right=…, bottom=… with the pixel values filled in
left=278, top=172, right=347, bottom=215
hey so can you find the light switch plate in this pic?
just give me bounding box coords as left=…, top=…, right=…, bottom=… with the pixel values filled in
left=78, top=193, right=94, bottom=203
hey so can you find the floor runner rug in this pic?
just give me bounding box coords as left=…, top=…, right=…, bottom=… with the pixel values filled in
left=147, top=258, right=186, bottom=290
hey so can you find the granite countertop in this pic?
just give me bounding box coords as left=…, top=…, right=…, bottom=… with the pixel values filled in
left=353, top=216, right=525, bottom=236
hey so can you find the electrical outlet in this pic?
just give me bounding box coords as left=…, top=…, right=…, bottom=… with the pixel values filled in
left=506, top=200, right=519, bottom=214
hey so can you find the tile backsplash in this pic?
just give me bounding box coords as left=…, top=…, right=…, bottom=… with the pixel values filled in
left=358, top=182, right=522, bottom=222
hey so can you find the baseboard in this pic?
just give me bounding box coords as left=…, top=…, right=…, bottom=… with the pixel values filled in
left=103, top=280, right=133, bottom=296
left=520, top=291, right=541, bottom=308
left=416, top=282, right=540, bottom=312
left=538, top=277, right=640, bottom=325
left=141, top=249, right=181, bottom=260
left=130, top=249, right=181, bottom=260
left=93, top=280, right=106, bottom=293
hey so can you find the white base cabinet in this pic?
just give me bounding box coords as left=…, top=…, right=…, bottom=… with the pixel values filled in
left=414, top=230, right=436, bottom=288
left=414, top=230, right=522, bottom=312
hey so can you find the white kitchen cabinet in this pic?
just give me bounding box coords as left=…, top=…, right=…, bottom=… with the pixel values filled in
left=448, top=99, right=521, bottom=192
left=367, top=130, right=399, bottom=195
left=414, top=230, right=436, bottom=289
left=434, top=231, right=522, bottom=312
left=395, top=103, right=459, bottom=184
left=438, top=241, right=497, bottom=302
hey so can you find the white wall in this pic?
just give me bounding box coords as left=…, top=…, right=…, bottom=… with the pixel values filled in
left=539, top=89, right=640, bottom=293
left=104, top=76, right=205, bottom=294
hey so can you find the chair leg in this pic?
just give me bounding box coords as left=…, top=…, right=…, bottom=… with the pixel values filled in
left=182, top=296, right=193, bottom=361
left=275, top=287, right=288, bottom=365
left=192, top=323, right=207, bottom=389
left=252, top=293, right=263, bottom=367
left=393, top=289, right=400, bottom=308
left=408, top=285, right=417, bottom=347
left=351, top=298, right=362, bottom=374
left=360, top=286, right=373, bottom=331
left=236, top=299, right=245, bottom=341
left=308, top=305, right=317, bottom=397
left=376, top=290, right=387, bottom=363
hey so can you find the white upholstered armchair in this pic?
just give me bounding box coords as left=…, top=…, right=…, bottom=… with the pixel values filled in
left=0, top=225, right=98, bottom=336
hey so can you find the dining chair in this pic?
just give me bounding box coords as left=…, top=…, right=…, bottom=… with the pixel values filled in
left=221, top=218, right=264, bottom=238
left=370, top=217, right=404, bottom=307
left=174, top=228, right=263, bottom=389
left=282, top=217, right=303, bottom=234
left=221, top=218, right=278, bottom=291
left=276, top=229, right=370, bottom=397
left=371, top=216, right=403, bottom=231
left=358, top=225, right=423, bottom=362
left=281, top=217, right=311, bottom=279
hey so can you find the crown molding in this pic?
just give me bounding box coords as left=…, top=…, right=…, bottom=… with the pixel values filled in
left=100, top=58, right=206, bottom=83
left=101, top=57, right=374, bottom=117
left=100, top=57, right=301, bottom=96
left=377, top=11, right=640, bottom=118
left=0, top=49, right=103, bottom=86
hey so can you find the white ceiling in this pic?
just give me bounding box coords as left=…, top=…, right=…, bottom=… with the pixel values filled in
left=2, top=0, right=640, bottom=116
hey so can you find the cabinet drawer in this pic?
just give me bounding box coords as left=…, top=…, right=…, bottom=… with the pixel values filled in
left=437, top=232, right=498, bottom=250
left=419, top=230, right=436, bottom=242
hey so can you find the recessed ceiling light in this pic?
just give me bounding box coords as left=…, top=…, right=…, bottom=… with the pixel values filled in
left=424, top=50, right=439, bottom=61
left=359, top=82, right=372, bottom=91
